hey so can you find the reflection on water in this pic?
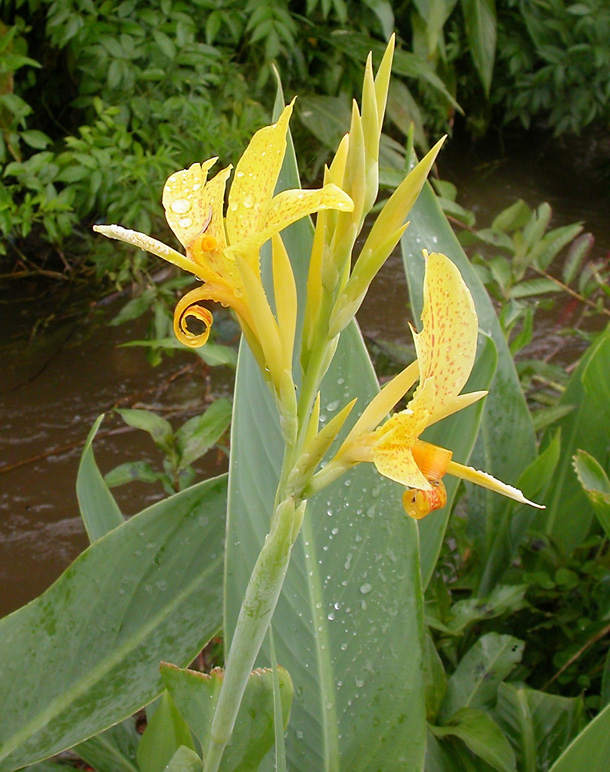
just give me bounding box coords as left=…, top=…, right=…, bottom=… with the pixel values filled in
left=1, top=133, right=609, bottom=617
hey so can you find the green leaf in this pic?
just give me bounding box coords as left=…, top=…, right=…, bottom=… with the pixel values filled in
left=491, top=200, right=530, bottom=233
left=479, top=429, right=561, bottom=593
left=431, top=707, right=516, bottom=772
left=76, top=414, right=124, bottom=542
left=573, top=449, right=610, bottom=539
left=105, top=460, right=162, bottom=488
left=460, top=0, right=497, bottom=96
left=137, top=692, right=194, bottom=772
left=298, top=95, right=351, bottom=151
left=549, top=702, right=610, bottom=771
left=161, top=664, right=292, bottom=772
left=20, top=130, right=51, bottom=149
left=225, top=92, right=427, bottom=772
left=115, top=408, right=174, bottom=453
left=494, top=682, right=584, bottom=772
left=439, top=633, right=524, bottom=720
left=401, top=179, right=536, bottom=580
left=166, top=746, right=203, bottom=772
left=443, top=585, right=528, bottom=635
left=176, top=399, right=232, bottom=471
left=423, top=633, right=447, bottom=722
left=0, top=476, right=226, bottom=770
left=73, top=718, right=139, bottom=772
left=541, top=325, right=610, bottom=550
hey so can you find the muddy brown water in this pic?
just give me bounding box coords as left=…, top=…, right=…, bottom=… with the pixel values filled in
left=1, top=134, right=609, bottom=617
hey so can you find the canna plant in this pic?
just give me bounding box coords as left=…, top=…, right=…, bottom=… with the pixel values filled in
left=92, top=36, right=541, bottom=771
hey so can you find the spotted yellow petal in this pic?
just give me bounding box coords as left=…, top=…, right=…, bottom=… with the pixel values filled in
left=92, top=224, right=203, bottom=278
left=447, top=460, right=545, bottom=509
left=225, top=184, right=354, bottom=259
left=371, top=402, right=433, bottom=490
left=226, top=101, right=295, bottom=246
left=271, top=233, right=297, bottom=371
left=162, top=158, right=221, bottom=248
left=410, top=252, right=478, bottom=424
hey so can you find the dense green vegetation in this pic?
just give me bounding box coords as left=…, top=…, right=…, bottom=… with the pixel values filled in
left=1, top=0, right=609, bottom=277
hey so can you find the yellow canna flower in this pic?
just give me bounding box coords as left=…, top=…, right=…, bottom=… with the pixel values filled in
left=94, top=102, right=353, bottom=378
left=320, top=251, right=543, bottom=518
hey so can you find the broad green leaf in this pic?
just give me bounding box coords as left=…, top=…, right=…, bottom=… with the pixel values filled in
left=443, top=585, right=527, bottom=635
left=573, top=449, right=610, bottom=539
left=479, top=430, right=561, bottom=594
left=73, top=718, right=140, bottom=772
left=137, top=692, right=194, bottom=772
left=161, top=664, right=293, bottom=772
left=439, top=634, right=524, bottom=721
left=549, top=702, right=610, bottom=771
left=402, top=180, right=536, bottom=577
left=225, top=91, right=426, bottom=772
left=76, top=414, right=124, bottom=542
left=176, top=399, right=232, bottom=471
left=166, top=746, right=203, bottom=772
left=115, top=408, right=174, bottom=453
left=423, top=633, right=447, bottom=721
left=541, top=325, right=610, bottom=550
left=494, top=683, right=584, bottom=772
left=0, top=476, right=226, bottom=770
left=460, top=0, right=496, bottom=95
left=431, top=708, right=516, bottom=772
left=298, top=95, right=351, bottom=151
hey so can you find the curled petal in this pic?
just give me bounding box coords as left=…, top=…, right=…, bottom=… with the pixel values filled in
left=174, top=293, right=214, bottom=348
left=172, top=284, right=242, bottom=348
left=402, top=481, right=447, bottom=520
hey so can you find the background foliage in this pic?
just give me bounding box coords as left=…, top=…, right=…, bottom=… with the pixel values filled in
left=2, top=0, right=609, bottom=276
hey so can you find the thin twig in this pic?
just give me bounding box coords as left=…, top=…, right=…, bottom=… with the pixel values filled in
left=542, top=622, right=610, bottom=690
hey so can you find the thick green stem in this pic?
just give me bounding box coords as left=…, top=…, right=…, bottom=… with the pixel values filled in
left=202, top=496, right=303, bottom=772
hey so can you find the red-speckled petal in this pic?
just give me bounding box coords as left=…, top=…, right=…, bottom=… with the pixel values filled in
left=409, top=252, right=478, bottom=425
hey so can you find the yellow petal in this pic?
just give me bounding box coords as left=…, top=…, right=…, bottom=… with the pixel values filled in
left=424, top=390, right=488, bottom=428
left=162, top=159, right=226, bottom=249
left=271, top=233, right=297, bottom=371
left=235, top=254, right=284, bottom=388
left=447, top=460, right=545, bottom=509
left=268, top=183, right=354, bottom=228
left=409, top=252, right=478, bottom=424
left=336, top=360, right=419, bottom=462
left=226, top=101, right=295, bottom=246
left=403, top=480, right=447, bottom=520
left=374, top=442, right=431, bottom=490
left=225, top=184, right=354, bottom=259
left=93, top=224, right=202, bottom=277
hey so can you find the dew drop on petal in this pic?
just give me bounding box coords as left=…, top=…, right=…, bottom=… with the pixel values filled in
left=178, top=217, right=193, bottom=228
left=170, top=198, right=192, bottom=214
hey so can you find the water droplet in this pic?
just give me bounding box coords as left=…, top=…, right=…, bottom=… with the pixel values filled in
left=359, top=582, right=372, bottom=595
left=242, top=194, right=254, bottom=208
left=178, top=217, right=193, bottom=228
left=340, top=642, right=347, bottom=651
left=170, top=198, right=191, bottom=214
left=326, top=399, right=340, bottom=412
left=236, top=170, right=244, bottom=177
left=355, top=677, right=364, bottom=688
